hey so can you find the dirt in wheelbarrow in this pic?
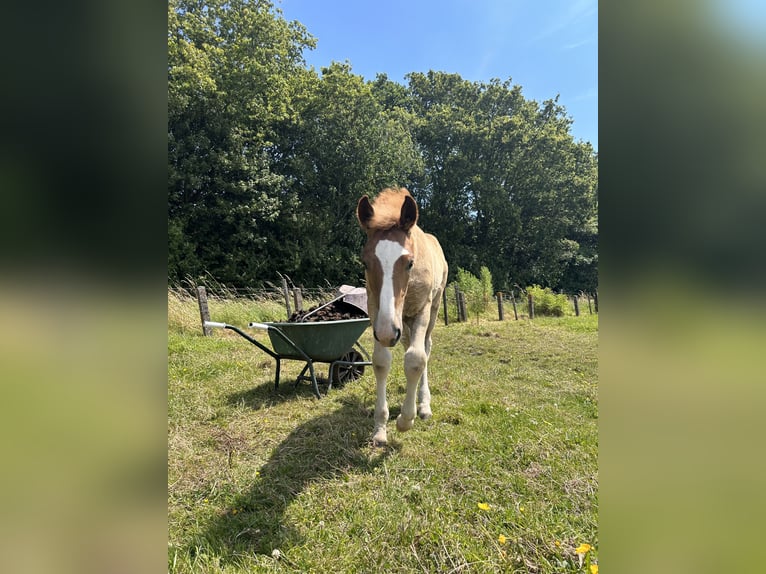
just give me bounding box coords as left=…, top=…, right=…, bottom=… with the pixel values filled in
left=288, top=300, right=368, bottom=322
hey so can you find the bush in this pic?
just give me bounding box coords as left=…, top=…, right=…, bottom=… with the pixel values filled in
left=455, top=266, right=494, bottom=322
left=525, top=285, right=569, bottom=317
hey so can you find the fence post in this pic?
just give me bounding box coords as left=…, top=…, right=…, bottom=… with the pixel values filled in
left=573, top=295, right=580, bottom=317
left=594, top=291, right=598, bottom=313
left=196, top=286, right=212, bottom=336
left=510, top=290, right=518, bottom=320
left=454, top=284, right=462, bottom=322
left=454, top=284, right=460, bottom=318
left=281, top=276, right=292, bottom=319
left=442, top=287, right=449, bottom=325
left=496, top=292, right=504, bottom=321
left=458, top=291, right=467, bottom=322
left=527, top=292, right=534, bottom=319
left=587, top=293, right=593, bottom=314
left=293, top=287, right=303, bottom=313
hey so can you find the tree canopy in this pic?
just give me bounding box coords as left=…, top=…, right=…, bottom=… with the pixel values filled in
left=168, top=0, right=598, bottom=293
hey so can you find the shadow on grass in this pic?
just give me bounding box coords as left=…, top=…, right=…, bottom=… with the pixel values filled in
left=227, top=366, right=366, bottom=410
left=227, top=377, right=319, bottom=410
left=200, top=396, right=398, bottom=561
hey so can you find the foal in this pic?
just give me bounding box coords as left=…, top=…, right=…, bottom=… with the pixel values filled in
left=356, top=188, right=448, bottom=446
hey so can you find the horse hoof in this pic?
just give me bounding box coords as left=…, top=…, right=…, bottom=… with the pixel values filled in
left=396, top=414, right=415, bottom=432
left=372, top=429, right=388, bottom=447
left=418, top=409, right=432, bottom=420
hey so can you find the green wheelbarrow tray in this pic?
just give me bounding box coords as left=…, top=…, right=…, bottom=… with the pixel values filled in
left=262, top=318, right=370, bottom=361
left=204, top=318, right=371, bottom=399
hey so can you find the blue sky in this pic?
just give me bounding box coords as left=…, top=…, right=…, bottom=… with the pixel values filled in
left=278, top=0, right=598, bottom=150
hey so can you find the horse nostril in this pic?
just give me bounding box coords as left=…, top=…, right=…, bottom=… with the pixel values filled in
left=373, top=326, right=400, bottom=346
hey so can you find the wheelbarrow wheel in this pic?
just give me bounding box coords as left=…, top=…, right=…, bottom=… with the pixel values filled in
left=331, top=350, right=365, bottom=386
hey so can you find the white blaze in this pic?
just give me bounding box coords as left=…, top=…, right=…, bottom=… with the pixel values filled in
left=374, top=239, right=410, bottom=331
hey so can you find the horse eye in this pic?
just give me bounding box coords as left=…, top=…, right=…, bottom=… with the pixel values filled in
left=407, top=260, right=414, bottom=270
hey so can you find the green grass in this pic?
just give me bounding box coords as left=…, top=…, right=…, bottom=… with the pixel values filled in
left=168, top=290, right=598, bottom=573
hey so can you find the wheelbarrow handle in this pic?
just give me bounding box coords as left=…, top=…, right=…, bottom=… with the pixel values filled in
left=248, top=322, right=270, bottom=330
left=204, top=321, right=227, bottom=329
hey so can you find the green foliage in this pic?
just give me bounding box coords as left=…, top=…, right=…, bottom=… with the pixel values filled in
left=167, top=4, right=597, bottom=291
left=407, top=72, right=598, bottom=292
left=480, top=265, right=494, bottom=304
left=168, top=0, right=316, bottom=286
left=455, top=266, right=494, bottom=321
left=526, top=284, right=570, bottom=317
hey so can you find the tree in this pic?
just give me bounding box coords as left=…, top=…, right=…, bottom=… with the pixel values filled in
left=406, top=71, right=597, bottom=291
left=275, top=62, right=424, bottom=285
left=168, top=0, right=315, bottom=286
left=167, top=7, right=597, bottom=291
left=455, top=266, right=494, bottom=322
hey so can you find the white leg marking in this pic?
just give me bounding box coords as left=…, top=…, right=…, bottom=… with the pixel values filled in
left=371, top=342, right=392, bottom=446
left=397, top=345, right=426, bottom=432
left=418, top=334, right=433, bottom=419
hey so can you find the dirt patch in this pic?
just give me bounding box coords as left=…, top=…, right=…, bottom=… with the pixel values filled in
left=288, top=300, right=368, bottom=322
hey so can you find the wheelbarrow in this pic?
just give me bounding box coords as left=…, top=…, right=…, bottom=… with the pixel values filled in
left=204, top=317, right=372, bottom=399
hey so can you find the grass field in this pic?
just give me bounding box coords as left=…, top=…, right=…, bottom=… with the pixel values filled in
left=168, top=289, right=598, bottom=573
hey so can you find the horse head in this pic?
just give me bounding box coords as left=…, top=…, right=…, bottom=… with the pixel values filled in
left=356, top=189, right=418, bottom=347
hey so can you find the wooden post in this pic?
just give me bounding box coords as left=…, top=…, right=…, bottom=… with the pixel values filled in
left=196, top=286, right=212, bottom=336
left=527, top=292, right=534, bottom=319
left=454, top=284, right=460, bottom=318
left=281, top=276, right=291, bottom=319
left=594, top=291, right=598, bottom=313
left=496, top=292, right=504, bottom=321
left=458, top=291, right=467, bottom=322
left=587, top=293, right=593, bottom=314
left=573, top=295, right=580, bottom=317
left=454, top=285, right=463, bottom=322
left=293, top=287, right=303, bottom=313
left=442, top=287, right=449, bottom=325
left=510, top=290, right=518, bottom=320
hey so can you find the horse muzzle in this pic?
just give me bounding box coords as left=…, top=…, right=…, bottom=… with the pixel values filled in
left=373, top=325, right=401, bottom=347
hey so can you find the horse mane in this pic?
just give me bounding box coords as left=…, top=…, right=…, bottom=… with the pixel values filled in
left=367, top=187, right=414, bottom=231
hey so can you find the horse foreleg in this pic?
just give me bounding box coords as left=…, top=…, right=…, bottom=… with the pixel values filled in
left=416, top=299, right=440, bottom=421
left=397, top=318, right=428, bottom=433
left=371, top=341, right=392, bottom=446
left=417, top=333, right=433, bottom=420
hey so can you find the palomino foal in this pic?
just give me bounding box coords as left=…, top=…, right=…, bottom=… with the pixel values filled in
left=357, top=188, right=448, bottom=446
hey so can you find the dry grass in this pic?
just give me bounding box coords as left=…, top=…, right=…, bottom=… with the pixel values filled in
left=168, top=290, right=598, bottom=573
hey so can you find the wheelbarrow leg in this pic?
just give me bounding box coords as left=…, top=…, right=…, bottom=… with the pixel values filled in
left=296, top=364, right=310, bottom=387
left=274, top=358, right=281, bottom=391
left=295, top=362, right=322, bottom=399
left=307, top=362, right=321, bottom=399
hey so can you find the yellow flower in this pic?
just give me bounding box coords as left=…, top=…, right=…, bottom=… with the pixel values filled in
left=498, top=534, right=507, bottom=545
left=477, top=502, right=490, bottom=511
left=575, top=543, right=592, bottom=555
left=590, top=565, right=598, bottom=574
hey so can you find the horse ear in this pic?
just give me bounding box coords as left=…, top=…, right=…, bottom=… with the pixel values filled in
left=400, top=194, right=418, bottom=232
left=357, top=195, right=374, bottom=229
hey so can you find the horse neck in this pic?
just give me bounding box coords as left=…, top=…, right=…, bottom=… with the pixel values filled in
left=407, top=224, right=424, bottom=256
